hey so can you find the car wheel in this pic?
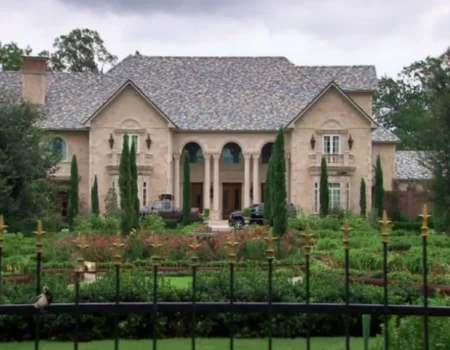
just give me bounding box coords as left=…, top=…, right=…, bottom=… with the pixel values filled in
left=234, top=218, right=244, bottom=230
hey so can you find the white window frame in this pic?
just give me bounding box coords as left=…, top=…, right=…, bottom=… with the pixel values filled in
left=346, top=182, right=350, bottom=211
left=329, top=182, right=341, bottom=210
left=313, top=182, right=319, bottom=213
left=322, top=135, right=341, bottom=155
left=122, top=134, right=140, bottom=153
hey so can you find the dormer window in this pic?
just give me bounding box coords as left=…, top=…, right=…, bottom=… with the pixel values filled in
left=323, top=135, right=340, bottom=154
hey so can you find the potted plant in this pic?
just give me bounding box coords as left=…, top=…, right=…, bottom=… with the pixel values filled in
left=243, top=207, right=252, bottom=225
left=201, top=208, right=210, bottom=224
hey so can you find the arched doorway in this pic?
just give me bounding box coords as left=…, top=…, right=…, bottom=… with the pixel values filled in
left=182, top=142, right=204, bottom=211
left=221, top=142, right=243, bottom=218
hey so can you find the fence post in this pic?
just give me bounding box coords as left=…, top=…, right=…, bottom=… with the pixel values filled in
left=74, top=233, right=89, bottom=350
left=362, top=314, right=371, bottom=350
left=150, top=234, right=163, bottom=350
left=380, top=211, right=391, bottom=349
left=112, top=233, right=124, bottom=350
left=302, top=227, right=315, bottom=350
left=420, top=205, right=430, bottom=350
left=189, top=235, right=201, bottom=350
left=0, top=215, right=6, bottom=304
left=265, top=229, right=278, bottom=350
left=34, top=220, right=45, bottom=350
left=226, top=231, right=239, bottom=350
left=341, top=219, right=352, bottom=350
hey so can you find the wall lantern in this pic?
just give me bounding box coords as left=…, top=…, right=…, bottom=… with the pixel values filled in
left=310, top=135, right=316, bottom=150
left=348, top=134, right=354, bottom=150
left=210, top=185, right=214, bottom=199
left=250, top=184, right=253, bottom=200
left=108, top=134, right=114, bottom=149
left=146, top=134, right=152, bottom=149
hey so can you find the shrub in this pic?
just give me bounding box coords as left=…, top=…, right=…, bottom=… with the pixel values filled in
left=140, top=213, right=165, bottom=233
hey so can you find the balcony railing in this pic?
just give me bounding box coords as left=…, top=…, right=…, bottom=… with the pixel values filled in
left=308, top=152, right=355, bottom=167
left=107, top=152, right=153, bottom=166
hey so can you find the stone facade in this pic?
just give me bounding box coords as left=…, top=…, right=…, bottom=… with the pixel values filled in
left=0, top=55, right=427, bottom=221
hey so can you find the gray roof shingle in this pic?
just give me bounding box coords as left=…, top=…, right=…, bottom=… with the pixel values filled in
left=395, top=151, right=432, bottom=180
left=0, top=55, right=394, bottom=141
left=372, top=127, right=400, bottom=143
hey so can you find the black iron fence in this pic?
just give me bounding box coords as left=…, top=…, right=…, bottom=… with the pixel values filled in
left=0, top=206, right=449, bottom=350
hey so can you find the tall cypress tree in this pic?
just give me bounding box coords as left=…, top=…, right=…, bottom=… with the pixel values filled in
left=182, top=151, right=191, bottom=225
left=91, top=175, right=99, bottom=215
left=359, top=178, right=366, bottom=216
left=271, top=127, right=287, bottom=236
left=119, top=134, right=132, bottom=234
left=374, top=155, right=385, bottom=217
left=129, top=140, right=139, bottom=229
left=319, top=157, right=329, bottom=217
left=264, top=155, right=273, bottom=226
left=68, top=154, right=79, bottom=229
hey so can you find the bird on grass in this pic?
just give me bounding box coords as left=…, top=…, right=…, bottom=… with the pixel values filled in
left=34, top=286, right=53, bottom=312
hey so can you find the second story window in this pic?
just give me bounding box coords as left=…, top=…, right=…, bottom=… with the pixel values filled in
left=323, top=135, right=340, bottom=154
left=49, top=137, right=67, bottom=162
left=122, top=134, right=139, bottom=153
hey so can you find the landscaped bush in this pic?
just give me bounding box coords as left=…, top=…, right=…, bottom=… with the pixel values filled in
left=0, top=269, right=432, bottom=341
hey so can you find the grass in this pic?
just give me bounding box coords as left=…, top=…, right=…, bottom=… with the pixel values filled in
left=4, top=337, right=369, bottom=350
left=163, top=275, right=192, bottom=288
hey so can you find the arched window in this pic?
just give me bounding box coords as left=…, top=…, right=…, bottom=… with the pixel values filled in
left=184, top=142, right=203, bottom=163
left=50, top=137, right=67, bottom=161
left=261, top=142, right=274, bottom=164
left=223, top=143, right=242, bottom=164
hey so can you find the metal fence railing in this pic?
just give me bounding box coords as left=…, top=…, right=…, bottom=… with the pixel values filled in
left=0, top=205, right=449, bottom=350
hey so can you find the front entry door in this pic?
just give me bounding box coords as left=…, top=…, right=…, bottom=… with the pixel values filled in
left=222, top=183, right=242, bottom=219
left=191, top=182, right=203, bottom=212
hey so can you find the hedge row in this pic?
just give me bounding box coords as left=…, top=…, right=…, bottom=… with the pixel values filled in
left=0, top=269, right=426, bottom=341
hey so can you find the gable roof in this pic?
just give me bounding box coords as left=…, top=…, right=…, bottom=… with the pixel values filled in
left=395, top=151, right=432, bottom=180
left=0, top=55, right=396, bottom=141
left=83, top=80, right=178, bottom=128
left=285, top=81, right=377, bottom=128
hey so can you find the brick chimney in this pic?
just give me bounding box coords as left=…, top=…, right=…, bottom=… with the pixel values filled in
left=21, top=56, right=48, bottom=105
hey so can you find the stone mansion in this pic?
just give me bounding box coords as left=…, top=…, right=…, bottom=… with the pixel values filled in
left=0, top=55, right=430, bottom=220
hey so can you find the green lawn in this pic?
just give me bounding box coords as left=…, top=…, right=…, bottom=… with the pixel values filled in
left=163, top=276, right=192, bottom=288
left=4, top=337, right=370, bottom=350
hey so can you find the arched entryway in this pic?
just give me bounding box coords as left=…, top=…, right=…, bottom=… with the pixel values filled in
left=260, top=142, right=274, bottom=203
left=221, top=142, right=243, bottom=219
left=182, top=142, right=205, bottom=212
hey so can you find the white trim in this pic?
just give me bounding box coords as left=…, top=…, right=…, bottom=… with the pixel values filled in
left=322, top=135, right=341, bottom=154
left=329, top=182, right=341, bottom=210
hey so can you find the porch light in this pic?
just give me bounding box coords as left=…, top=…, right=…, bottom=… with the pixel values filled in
left=348, top=134, right=354, bottom=150
left=108, top=134, right=114, bottom=149
left=146, top=134, right=152, bottom=149
left=310, top=135, right=316, bottom=150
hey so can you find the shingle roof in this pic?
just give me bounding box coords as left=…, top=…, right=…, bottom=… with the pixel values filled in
left=0, top=55, right=395, bottom=141
left=395, top=151, right=432, bottom=180
left=372, top=127, right=400, bottom=143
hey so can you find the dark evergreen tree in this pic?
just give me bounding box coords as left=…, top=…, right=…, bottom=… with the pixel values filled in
left=182, top=151, right=191, bottom=226
left=374, top=155, right=385, bottom=217
left=129, top=141, right=139, bottom=229
left=91, top=175, right=99, bottom=215
left=68, top=154, right=79, bottom=229
left=264, top=156, right=273, bottom=226
left=119, top=134, right=132, bottom=234
left=271, top=127, right=287, bottom=236
left=319, top=157, right=329, bottom=217
left=359, top=178, right=366, bottom=216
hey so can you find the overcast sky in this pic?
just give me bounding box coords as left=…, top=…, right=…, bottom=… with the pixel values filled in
left=1, top=0, right=449, bottom=77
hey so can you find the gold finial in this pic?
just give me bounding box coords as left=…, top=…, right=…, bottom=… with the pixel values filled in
left=150, top=234, right=163, bottom=266
left=419, top=204, right=431, bottom=238
left=75, top=233, right=89, bottom=272
left=112, top=233, right=124, bottom=266
left=0, top=215, right=7, bottom=249
left=302, top=226, right=315, bottom=256
left=226, top=231, right=239, bottom=264
left=265, top=229, right=278, bottom=260
left=341, top=219, right=352, bottom=250
left=34, top=220, right=46, bottom=254
left=189, top=235, right=201, bottom=266
left=379, top=210, right=391, bottom=243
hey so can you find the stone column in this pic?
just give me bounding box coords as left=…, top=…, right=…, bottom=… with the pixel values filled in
left=212, top=153, right=220, bottom=219
left=203, top=153, right=211, bottom=210
left=244, top=154, right=251, bottom=208
left=173, top=153, right=181, bottom=207
left=285, top=153, right=290, bottom=201
left=252, top=153, right=260, bottom=204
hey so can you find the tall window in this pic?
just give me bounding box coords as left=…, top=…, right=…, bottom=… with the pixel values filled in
left=143, top=181, right=147, bottom=207
left=323, top=135, right=340, bottom=154
left=261, top=143, right=274, bottom=164
left=329, top=183, right=341, bottom=210
left=122, top=134, right=139, bottom=152
left=346, top=182, right=350, bottom=211
left=50, top=137, right=67, bottom=161
left=314, top=182, right=319, bottom=213
left=184, top=143, right=203, bottom=163
left=223, top=143, right=242, bottom=164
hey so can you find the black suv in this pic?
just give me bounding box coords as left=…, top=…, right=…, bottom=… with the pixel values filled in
left=228, top=201, right=296, bottom=228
